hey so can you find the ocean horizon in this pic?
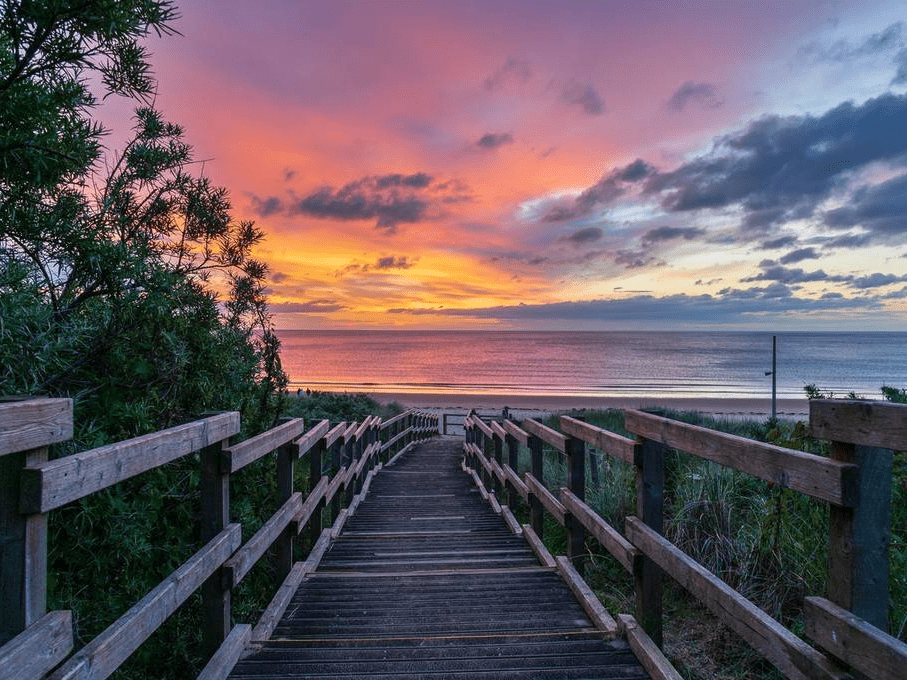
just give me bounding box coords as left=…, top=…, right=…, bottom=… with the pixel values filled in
left=274, top=330, right=907, bottom=402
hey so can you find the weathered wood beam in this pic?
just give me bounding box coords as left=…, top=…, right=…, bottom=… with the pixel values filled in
left=559, top=415, right=637, bottom=465
left=0, top=399, right=72, bottom=457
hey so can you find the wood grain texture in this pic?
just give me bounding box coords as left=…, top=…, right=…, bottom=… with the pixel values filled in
left=0, top=610, right=72, bottom=680
left=559, top=416, right=637, bottom=465
left=0, top=399, right=72, bottom=457
left=560, top=488, right=639, bottom=574
left=500, top=505, right=522, bottom=535
left=223, top=494, right=302, bottom=588
left=502, top=419, right=529, bottom=445
left=618, top=614, right=684, bottom=680
left=469, top=416, right=494, bottom=439
left=323, top=422, right=347, bottom=448
left=490, top=420, right=507, bottom=442
left=295, top=476, right=329, bottom=535
left=501, top=463, right=529, bottom=501
left=251, top=562, right=307, bottom=643
left=222, top=418, right=306, bottom=473
left=804, top=596, right=907, bottom=680
left=624, top=409, right=858, bottom=507
left=49, top=525, right=241, bottom=680
left=809, top=399, right=907, bottom=450
left=524, top=473, right=566, bottom=525
left=625, top=517, right=847, bottom=680
left=196, top=624, right=251, bottom=680
left=555, top=556, right=618, bottom=636
left=21, top=412, right=240, bottom=513
left=522, top=418, right=567, bottom=453
left=521, top=523, right=557, bottom=568
left=294, top=420, right=330, bottom=459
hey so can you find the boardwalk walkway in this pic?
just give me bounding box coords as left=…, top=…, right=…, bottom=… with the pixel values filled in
left=228, top=438, right=650, bottom=679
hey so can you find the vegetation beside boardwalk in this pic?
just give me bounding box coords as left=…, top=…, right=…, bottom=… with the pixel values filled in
left=531, top=405, right=907, bottom=680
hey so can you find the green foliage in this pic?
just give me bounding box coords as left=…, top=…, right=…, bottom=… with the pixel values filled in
left=283, top=390, right=403, bottom=423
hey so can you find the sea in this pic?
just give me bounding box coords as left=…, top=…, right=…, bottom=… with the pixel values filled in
left=275, top=330, right=907, bottom=402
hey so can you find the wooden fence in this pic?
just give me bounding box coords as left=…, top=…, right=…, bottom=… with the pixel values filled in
left=0, top=399, right=438, bottom=680
left=462, top=399, right=907, bottom=680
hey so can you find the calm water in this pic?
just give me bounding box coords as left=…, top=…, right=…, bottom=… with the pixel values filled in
left=275, top=330, right=907, bottom=400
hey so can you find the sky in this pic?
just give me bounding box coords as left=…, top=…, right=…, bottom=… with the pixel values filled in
left=107, top=0, right=907, bottom=330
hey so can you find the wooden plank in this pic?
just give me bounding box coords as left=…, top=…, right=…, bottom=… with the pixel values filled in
left=502, top=419, right=529, bottom=446
left=470, top=416, right=493, bottom=439
left=804, top=596, right=907, bottom=680
left=636, top=436, right=664, bottom=647
left=295, top=476, right=329, bottom=535
left=0, top=399, right=72, bottom=457
left=560, top=488, right=639, bottom=574
left=809, top=399, right=907, bottom=450
left=353, top=419, right=370, bottom=441
left=324, top=422, right=347, bottom=448
left=468, top=469, right=490, bottom=501
left=223, top=494, right=302, bottom=588
left=522, top=418, right=567, bottom=453
left=624, top=409, right=858, bottom=507
left=331, top=509, right=349, bottom=537
left=487, top=458, right=508, bottom=488
left=196, top=624, right=251, bottom=680
left=21, top=412, right=240, bottom=514
left=500, top=505, right=522, bottom=535
left=324, top=467, right=347, bottom=506
left=618, top=614, right=684, bottom=680
left=524, top=473, right=566, bottom=525
left=625, top=517, right=847, bottom=680
left=555, top=556, right=618, bottom=637
left=559, top=416, right=637, bottom=465
left=200, top=442, right=230, bottom=655
left=222, top=418, right=305, bottom=473
left=488, top=493, right=502, bottom=514
left=501, top=463, right=529, bottom=501
left=50, top=525, right=241, bottom=680
left=521, top=524, right=556, bottom=569
left=490, top=420, right=507, bottom=441
left=251, top=562, right=307, bottom=643
left=294, top=420, right=330, bottom=459
left=0, top=610, right=72, bottom=680
left=379, top=410, right=412, bottom=430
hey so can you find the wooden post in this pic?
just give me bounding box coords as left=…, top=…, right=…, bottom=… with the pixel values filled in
left=275, top=441, right=294, bottom=583
left=635, top=437, right=664, bottom=647
left=0, top=398, right=71, bottom=645
left=827, top=441, right=892, bottom=631
left=330, top=436, right=342, bottom=521
left=506, top=433, right=520, bottom=509
left=442, top=413, right=448, bottom=436
left=529, top=434, right=544, bottom=539
left=565, top=435, right=586, bottom=576
left=492, top=432, right=504, bottom=497
left=309, top=438, right=325, bottom=546
left=200, top=441, right=231, bottom=654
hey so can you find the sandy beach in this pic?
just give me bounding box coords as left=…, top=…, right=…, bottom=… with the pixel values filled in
left=368, top=391, right=810, bottom=422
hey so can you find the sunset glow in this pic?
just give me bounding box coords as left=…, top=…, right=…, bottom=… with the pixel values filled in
left=115, top=0, right=907, bottom=329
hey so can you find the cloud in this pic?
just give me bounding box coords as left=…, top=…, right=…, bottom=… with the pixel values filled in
left=760, top=236, right=799, bottom=250
left=667, top=81, right=722, bottom=112
left=562, top=226, right=603, bottom=245
left=270, top=300, right=347, bottom=313
left=849, top=273, right=907, bottom=289
left=484, top=57, right=532, bottom=90
left=270, top=271, right=290, bottom=283
left=823, top=172, right=907, bottom=239
left=251, top=172, right=470, bottom=233
left=561, top=80, right=605, bottom=115
left=643, top=93, right=907, bottom=234
left=800, top=22, right=904, bottom=63
left=476, top=132, right=514, bottom=150
left=544, top=159, right=655, bottom=222
left=337, top=255, right=418, bottom=277
left=614, top=249, right=664, bottom=269
left=742, top=262, right=830, bottom=284
left=778, top=247, right=820, bottom=264
left=640, top=226, right=705, bottom=245
left=894, top=48, right=907, bottom=85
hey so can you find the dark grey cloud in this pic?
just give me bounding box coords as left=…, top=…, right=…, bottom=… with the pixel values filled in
left=271, top=272, right=289, bottom=283
left=338, top=255, right=418, bottom=277
left=251, top=172, right=470, bottom=233
left=641, top=226, right=705, bottom=245
left=760, top=236, right=799, bottom=250
left=823, top=172, right=907, bottom=238
left=778, top=247, right=820, bottom=264
left=544, top=159, right=656, bottom=222
left=742, top=263, right=830, bottom=284
left=823, top=233, right=874, bottom=249
left=561, top=81, right=605, bottom=115
left=476, top=132, right=514, bottom=150
left=800, top=22, right=903, bottom=63
left=270, top=300, right=347, bottom=313
left=644, top=93, right=907, bottom=235
left=283, top=168, right=297, bottom=181
left=849, top=273, right=907, bottom=289
left=485, top=58, right=532, bottom=90
left=894, top=48, right=907, bottom=84
left=667, top=81, right=722, bottom=112
left=614, top=249, right=663, bottom=269
left=387, top=288, right=871, bottom=324
left=563, top=227, right=603, bottom=245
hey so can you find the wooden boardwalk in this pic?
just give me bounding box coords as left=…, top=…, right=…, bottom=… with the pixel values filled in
left=228, top=438, right=650, bottom=679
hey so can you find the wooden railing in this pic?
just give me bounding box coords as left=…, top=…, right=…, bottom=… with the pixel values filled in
left=0, top=399, right=438, bottom=680
left=462, top=399, right=907, bottom=680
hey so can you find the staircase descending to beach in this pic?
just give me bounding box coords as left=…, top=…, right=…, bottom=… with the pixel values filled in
left=4, top=399, right=906, bottom=680
left=227, top=438, right=648, bottom=679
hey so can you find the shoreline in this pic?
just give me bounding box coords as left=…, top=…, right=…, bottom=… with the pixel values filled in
left=365, top=391, right=810, bottom=421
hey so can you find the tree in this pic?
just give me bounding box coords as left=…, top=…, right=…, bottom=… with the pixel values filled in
left=0, top=0, right=287, bottom=437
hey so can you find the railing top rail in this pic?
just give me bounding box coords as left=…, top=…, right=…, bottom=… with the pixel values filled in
left=0, top=398, right=73, bottom=457
left=559, top=416, right=637, bottom=466
left=223, top=417, right=306, bottom=473
left=502, top=419, right=529, bottom=445
left=624, top=409, right=857, bottom=507
left=380, top=409, right=413, bottom=430
left=810, top=399, right=907, bottom=450
left=324, top=421, right=347, bottom=448
left=21, top=411, right=240, bottom=514
left=466, top=415, right=494, bottom=439
left=522, top=418, right=567, bottom=453
left=294, top=420, right=331, bottom=458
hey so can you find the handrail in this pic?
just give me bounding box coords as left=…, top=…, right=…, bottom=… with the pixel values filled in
left=0, top=398, right=439, bottom=679
left=460, top=398, right=902, bottom=680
